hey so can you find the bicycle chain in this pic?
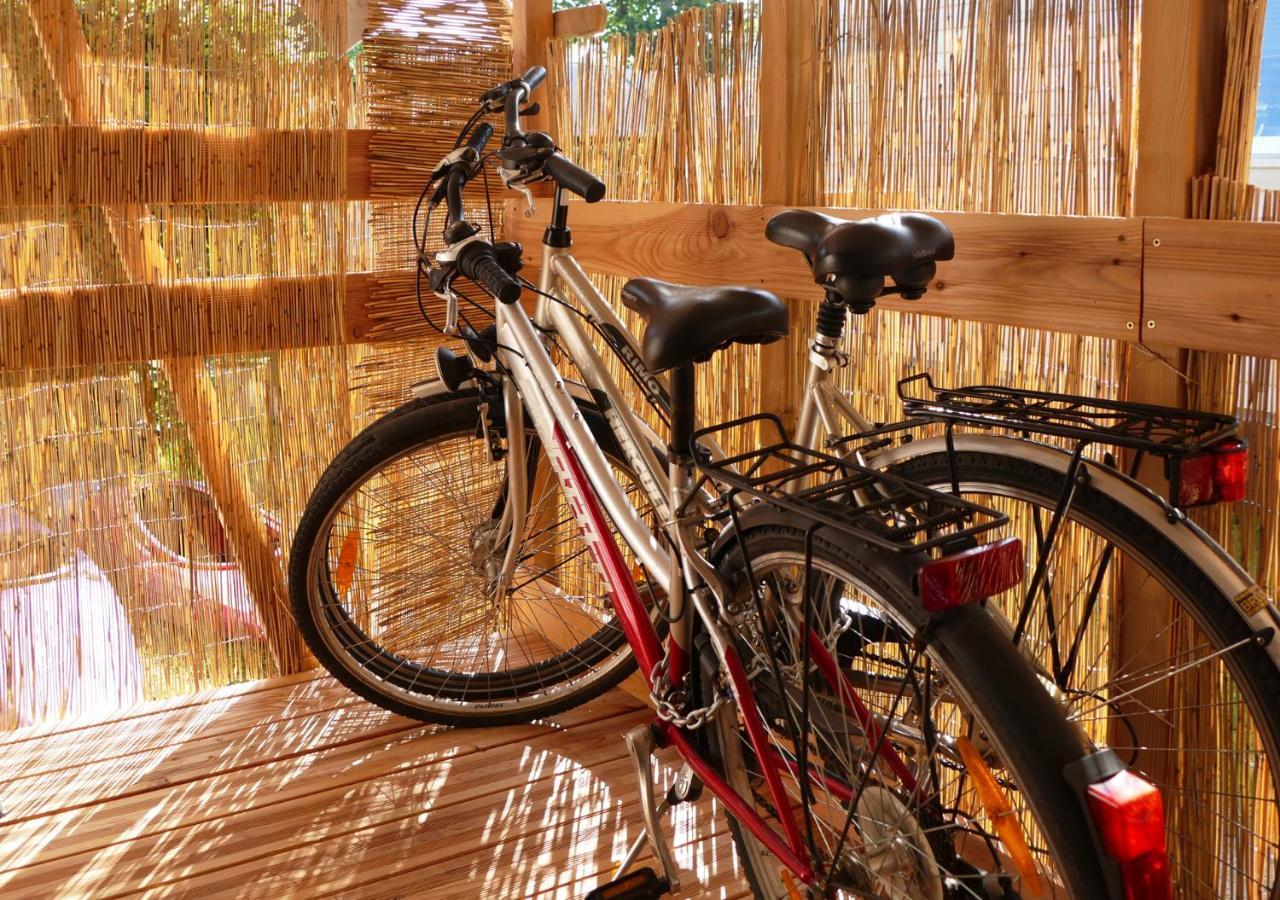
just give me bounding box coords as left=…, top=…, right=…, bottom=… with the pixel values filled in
left=650, top=659, right=730, bottom=731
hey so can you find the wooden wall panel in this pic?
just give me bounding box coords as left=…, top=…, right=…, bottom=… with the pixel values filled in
left=0, top=127, right=400, bottom=206
left=506, top=201, right=1143, bottom=340
left=1144, top=217, right=1280, bottom=356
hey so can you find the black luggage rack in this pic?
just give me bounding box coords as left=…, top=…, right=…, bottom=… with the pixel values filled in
left=887, top=372, right=1239, bottom=457
left=687, top=413, right=1009, bottom=555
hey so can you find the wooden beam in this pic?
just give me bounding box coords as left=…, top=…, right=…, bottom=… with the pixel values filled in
left=1115, top=0, right=1229, bottom=791
left=0, top=269, right=438, bottom=372
left=505, top=200, right=1143, bottom=340
left=759, top=0, right=817, bottom=209
left=758, top=0, right=818, bottom=432
left=512, top=0, right=555, bottom=139
left=1143, top=217, right=1280, bottom=356
left=0, top=127, right=407, bottom=205
left=1133, top=0, right=1227, bottom=217
left=552, top=5, right=606, bottom=38
left=8, top=206, right=1280, bottom=371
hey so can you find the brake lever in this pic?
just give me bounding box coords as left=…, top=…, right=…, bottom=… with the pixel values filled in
left=499, top=165, right=537, bottom=218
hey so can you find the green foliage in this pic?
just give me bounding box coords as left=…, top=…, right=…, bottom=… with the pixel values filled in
left=553, top=0, right=717, bottom=37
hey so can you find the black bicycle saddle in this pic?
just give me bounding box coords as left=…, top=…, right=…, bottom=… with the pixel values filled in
left=620, top=278, right=789, bottom=373
left=766, top=210, right=955, bottom=309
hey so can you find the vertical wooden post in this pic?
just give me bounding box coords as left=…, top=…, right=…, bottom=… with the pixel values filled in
left=1115, top=0, right=1227, bottom=774
left=512, top=0, right=556, bottom=140
left=758, top=0, right=819, bottom=430
left=25, top=0, right=308, bottom=673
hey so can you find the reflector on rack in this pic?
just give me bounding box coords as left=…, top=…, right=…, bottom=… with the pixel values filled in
left=917, top=537, right=1023, bottom=612
left=1173, top=438, right=1249, bottom=508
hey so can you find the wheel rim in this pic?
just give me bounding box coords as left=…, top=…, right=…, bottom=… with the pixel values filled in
left=908, top=468, right=1280, bottom=898
left=302, top=421, right=658, bottom=716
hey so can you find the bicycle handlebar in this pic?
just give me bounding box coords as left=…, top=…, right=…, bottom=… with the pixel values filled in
left=543, top=152, right=606, bottom=203
left=457, top=240, right=522, bottom=304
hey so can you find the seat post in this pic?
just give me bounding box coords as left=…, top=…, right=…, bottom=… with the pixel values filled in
left=670, top=363, right=696, bottom=460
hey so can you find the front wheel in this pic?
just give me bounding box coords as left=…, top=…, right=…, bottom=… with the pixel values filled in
left=701, top=515, right=1116, bottom=898
left=288, top=387, right=659, bottom=726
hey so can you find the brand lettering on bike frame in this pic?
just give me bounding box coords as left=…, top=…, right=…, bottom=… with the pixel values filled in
left=547, top=423, right=665, bottom=677
left=599, top=323, right=671, bottom=417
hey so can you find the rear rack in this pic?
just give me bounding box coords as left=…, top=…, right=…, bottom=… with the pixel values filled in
left=894, top=372, right=1239, bottom=456
left=688, top=413, right=1009, bottom=555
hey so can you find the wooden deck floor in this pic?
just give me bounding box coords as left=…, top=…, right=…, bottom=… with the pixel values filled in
left=0, top=673, right=749, bottom=898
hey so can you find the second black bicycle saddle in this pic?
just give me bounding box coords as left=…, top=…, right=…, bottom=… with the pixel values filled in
left=767, top=210, right=955, bottom=309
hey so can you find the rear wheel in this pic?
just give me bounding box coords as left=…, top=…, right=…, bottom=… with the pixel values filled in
left=888, top=447, right=1280, bottom=898
left=288, top=388, right=658, bottom=725
left=702, top=516, right=1115, bottom=898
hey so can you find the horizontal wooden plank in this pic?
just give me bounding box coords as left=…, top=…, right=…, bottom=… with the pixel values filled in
left=1143, top=217, right=1280, bottom=356
left=0, top=696, right=641, bottom=877
left=0, top=268, right=437, bottom=371
left=0, top=669, right=321, bottom=748
left=504, top=201, right=1144, bottom=340
left=553, top=4, right=608, bottom=37
left=0, top=677, right=354, bottom=781
left=10, top=204, right=1280, bottom=368
left=0, top=127, right=428, bottom=205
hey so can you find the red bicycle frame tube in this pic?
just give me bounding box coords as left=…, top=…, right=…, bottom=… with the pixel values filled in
left=551, top=424, right=917, bottom=886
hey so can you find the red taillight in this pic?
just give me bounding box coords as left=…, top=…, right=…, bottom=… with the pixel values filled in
left=918, top=537, right=1023, bottom=612
left=1119, top=853, right=1172, bottom=900
left=1176, top=438, right=1248, bottom=507
left=1086, top=769, right=1171, bottom=900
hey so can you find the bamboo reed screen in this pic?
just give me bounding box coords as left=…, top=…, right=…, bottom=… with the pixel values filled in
left=0, top=0, right=511, bottom=729
left=548, top=3, right=763, bottom=449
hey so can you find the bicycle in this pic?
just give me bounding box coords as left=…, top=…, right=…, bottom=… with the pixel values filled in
left=290, top=68, right=1171, bottom=898
left=764, top=210, right=1280, bottom=899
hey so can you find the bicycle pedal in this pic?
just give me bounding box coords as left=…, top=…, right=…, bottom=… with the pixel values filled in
left=584, top=867, right=671, bottom=900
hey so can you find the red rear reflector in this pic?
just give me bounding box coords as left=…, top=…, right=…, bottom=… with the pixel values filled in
left=1213, top=439, right=1248, bottom=502
left=1086, top=769, right=1171, bottom=900
left=918, top=537, right=1023, bottom=612
left=1176, top=438, right=1248, bottom=507
left=1086, top=769, right=1166, bottom=862
left=1119, top=853, right=1173, bottom=900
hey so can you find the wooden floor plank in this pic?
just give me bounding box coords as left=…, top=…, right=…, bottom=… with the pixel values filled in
left=0, top=671, right=324, bottom=750
left=0, top=708, right=651, bottom=896
left=135, top=759, right=734, bottom=899
left=0, top=674, right=752, bottom=898
left=0, top=697, right=421, bottom=823
left=0, top=677, right=360, bottom=782
left=0, top=696, right=640, bottom=876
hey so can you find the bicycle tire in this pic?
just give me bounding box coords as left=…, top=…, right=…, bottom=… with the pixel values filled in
left=701, top=512, right=1116, bottom=898
left=288, top=387, right=653, bottom=727
left=887, top=447, right=1280, bottom=898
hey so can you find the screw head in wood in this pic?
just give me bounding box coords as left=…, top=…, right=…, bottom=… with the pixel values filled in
left=1152, top=238, right=1162, bottom=247
left=1126, top=321, right=1135, bottom=330
left=1146, top=319, right=1155, bottom=329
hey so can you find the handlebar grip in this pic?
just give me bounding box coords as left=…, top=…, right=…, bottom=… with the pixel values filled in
left=457, top=241, right=522, bottom=305
left=464, top=122, right=494, bottom=156
left=544, top=152, right=606, bottom=203
left=521, top=66, right=547, bottom=92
